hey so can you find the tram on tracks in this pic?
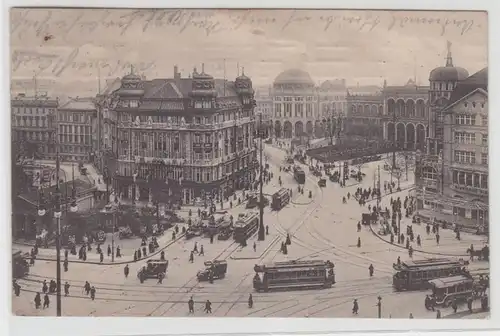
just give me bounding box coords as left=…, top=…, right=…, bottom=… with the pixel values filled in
left=392, top=258, right=467, bottom=291
left=271, top=188, right=291, bottom=211
left=233, top=212, right=259, bottom=244
left=12, top=251, right=30, bottom=279
left=253, top=259, right=335, bottom=292
left=293, top=166, right=305, bottom=184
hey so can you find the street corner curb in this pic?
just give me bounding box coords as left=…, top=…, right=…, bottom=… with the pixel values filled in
left=32, top=233, right=186, bottom=266
left=368, top=222, right=469, bottom=258
left=229, top=237, right=279, bottom=260
left=443, top=308, right=490, bottom=319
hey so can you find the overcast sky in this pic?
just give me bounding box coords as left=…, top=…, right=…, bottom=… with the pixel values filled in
left=10, top=8, right=488, bottom=97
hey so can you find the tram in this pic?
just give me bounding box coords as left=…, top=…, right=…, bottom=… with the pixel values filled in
left=293, top=166, right=306, bottom=184
left=271, top=188, right=291, bottom=211
left=233, top=212, right=259, bottom=244
left=393, top=258, right=467, bottom=291
left=253, top=259, right=335, bottom=292
left=12, top=251, right=30, bottom=279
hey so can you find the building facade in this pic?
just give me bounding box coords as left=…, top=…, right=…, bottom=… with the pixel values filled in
left=318, top=79, right=348, bottom=119
left=382, top=79, right=429, bottom=151
left=271, top=69, right=351, bottom=139
left=346, top=91, right=384, bottom=139
left=57, top=98, right=98, bottom=162
left=427, top=45, right=469, bottom=155
left=112, top=65, right=256, bottom=206
left=11, top=93, right=58, bottom=160
left=254, top=86, right=273, bottom=137
left=414, top=68, right=488, bottom=231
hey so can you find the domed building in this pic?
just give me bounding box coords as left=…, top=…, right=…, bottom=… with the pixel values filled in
left=428, top=42, right=469, bottom=155
left=271, top=69, right=319, bottom=140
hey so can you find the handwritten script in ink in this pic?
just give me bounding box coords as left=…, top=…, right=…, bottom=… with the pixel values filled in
left=11, top=47, right=156, bottom=77
left=10, top=8, right=481, bottom=42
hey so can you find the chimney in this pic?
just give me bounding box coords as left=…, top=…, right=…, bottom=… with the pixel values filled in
left=174, top=65, right=180, bottom=80
left=342, top=79, right=346, bottom=87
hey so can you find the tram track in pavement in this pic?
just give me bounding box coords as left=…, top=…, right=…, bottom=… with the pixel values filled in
left=215, top=166, right=325, bottom=316
left=146, top=239, right=241, bottom=316
left=21, top=271, right=393, bottom=298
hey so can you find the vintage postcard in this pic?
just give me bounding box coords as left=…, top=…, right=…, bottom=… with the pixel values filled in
left=10, top=8, right=489, bottom=319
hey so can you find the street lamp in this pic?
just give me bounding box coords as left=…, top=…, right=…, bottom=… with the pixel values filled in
left=257, top=111, right=265, bottom=241
left=53, top=151, right=62, bottom=317
left=377, top=296, right=382, bottom=318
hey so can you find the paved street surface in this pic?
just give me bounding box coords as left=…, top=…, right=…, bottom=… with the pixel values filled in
left=13, top=144, right=489, bottom=318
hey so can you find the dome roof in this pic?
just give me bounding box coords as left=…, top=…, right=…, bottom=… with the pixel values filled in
left=429, top=48, right=469, bottom=82
left=122, top=73, right=141, bottom=82
left=429, top=66, right=469, bottom=82
left=274, top=69, right=314, bottom=85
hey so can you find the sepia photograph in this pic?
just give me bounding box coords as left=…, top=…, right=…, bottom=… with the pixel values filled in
left=9, top=7, right=489, bottom=319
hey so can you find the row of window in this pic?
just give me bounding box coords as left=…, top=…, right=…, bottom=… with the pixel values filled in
left=59, top=134, right=92, bottom=145
left=118, top=159, right=250, bottom=182
left=454, top=132, right=488, bottom=145
left=60, top=145, right=90, bottom=154
left=59, top=125, right=92, bottom=135
left=15, top=130, right=53, bottom=142
left=453, top=151, right=488, bottom=165
left=119, top=111, right=252, bottom=125
left=452, top=171, right=488, bottom=189
left=11, top=107, right=56, bottom=115
left=430, top=81, right=456, bottom=91
left=455, top=114, right=488, bottom=126
left=12, top=116, right=50, bottom=128
left=58, top=112, right=91, bottom=123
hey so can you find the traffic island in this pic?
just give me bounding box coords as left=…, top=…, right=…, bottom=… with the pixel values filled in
left=230, top=235, right=281, bottom=260
left=368, top=221, right=470, bottom=258
left=16, top=232, right=186, bottom=266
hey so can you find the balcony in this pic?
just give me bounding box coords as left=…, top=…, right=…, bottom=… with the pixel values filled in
left=450, top=184, right=488, bottom=197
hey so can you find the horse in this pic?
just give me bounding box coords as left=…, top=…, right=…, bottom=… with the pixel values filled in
left=467, top=248, right=482, bottom=261
left=467, top=247, right=486, bottom=261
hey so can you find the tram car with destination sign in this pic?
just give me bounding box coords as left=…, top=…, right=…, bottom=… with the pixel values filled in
left=271, top=188, right=291, bottom=211
left=293, top=166, right=306, bottom=184
left=253, top=259, right=335, bottom=292
left=233, top=212, right=259, bottom=244
left=393, top=258, right=468, bottom=291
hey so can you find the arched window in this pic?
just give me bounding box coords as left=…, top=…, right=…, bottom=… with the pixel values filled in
left=422, top=167, right=437, bottom=180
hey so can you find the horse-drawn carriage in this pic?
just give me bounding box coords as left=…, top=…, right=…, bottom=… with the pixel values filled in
left=466, top=245, right=489, bottom=261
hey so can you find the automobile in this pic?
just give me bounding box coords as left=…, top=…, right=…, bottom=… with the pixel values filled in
left=137, top=260, right=168, bottom=280
left=185, top=227, right=203, bottom=239
left=246, top=194, right=269, bottom=209
left=218, top=230, right=232, bottom=240
left=318, top=178, right=326, bottom=188
left=197, top=260, right=228, bottom=282
left=118, top=226, right=133, bottom=239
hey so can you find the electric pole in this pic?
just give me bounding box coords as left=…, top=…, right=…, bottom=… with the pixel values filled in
left=257, top=112, right=265, bottom=241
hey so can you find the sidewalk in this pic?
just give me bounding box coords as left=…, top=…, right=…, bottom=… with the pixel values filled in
left=13, top=224, right=187, bottom=266
left=443, top=307, right=490, bottom=319
left=367, top=188, right=487, bottom=258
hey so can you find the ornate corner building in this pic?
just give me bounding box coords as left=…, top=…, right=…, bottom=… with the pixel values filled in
left=413, top=48, right=488, bottom=232
left=108, top=65, right=256, bottom=206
